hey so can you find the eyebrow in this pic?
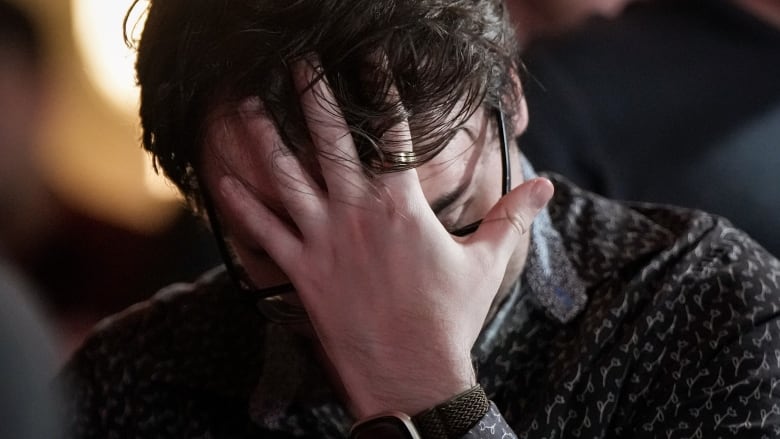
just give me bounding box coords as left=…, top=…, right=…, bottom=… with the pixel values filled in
left=430, top=179, right=471, bottom=215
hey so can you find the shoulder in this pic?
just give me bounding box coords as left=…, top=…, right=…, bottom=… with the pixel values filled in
left=59, top=267, right=268, bottom=437
left=547, top=172, right=780, bottom=321
left=546, top=176, right=780, bottom=435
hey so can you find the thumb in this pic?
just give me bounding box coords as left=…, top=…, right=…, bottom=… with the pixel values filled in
left=472, top=177, right=554, bottom=258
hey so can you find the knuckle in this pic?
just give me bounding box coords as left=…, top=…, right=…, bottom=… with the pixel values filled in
left=503, top=206, right=529, bottom=236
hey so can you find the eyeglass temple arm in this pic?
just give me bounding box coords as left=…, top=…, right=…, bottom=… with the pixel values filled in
left=497, top=105, right=511, bottom=194
left=449, top=107, right=512, bottom=237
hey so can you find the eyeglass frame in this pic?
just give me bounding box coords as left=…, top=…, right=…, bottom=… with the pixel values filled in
left=200, top=106, right=512, bottom=298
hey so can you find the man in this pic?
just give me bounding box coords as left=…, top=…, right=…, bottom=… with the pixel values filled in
left=62, top=0, right=780, bottom=438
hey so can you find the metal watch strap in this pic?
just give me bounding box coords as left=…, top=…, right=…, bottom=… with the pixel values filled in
left=412, top=385, right=490, bottom=439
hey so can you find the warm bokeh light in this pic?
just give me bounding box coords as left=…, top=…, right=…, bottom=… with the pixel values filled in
left=71, top=0, right=144, bottom=115
left=143, top=153, right=182, bottom=201
left=70, top=0, right=180, bottom=209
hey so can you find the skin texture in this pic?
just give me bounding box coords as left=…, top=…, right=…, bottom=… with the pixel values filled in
left=200, top=61, right=553, bottom=418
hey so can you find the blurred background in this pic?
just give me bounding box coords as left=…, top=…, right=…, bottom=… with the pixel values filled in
left=1, top=0, right=220, bottom=360
left=516, top=0, right=780, bottom=256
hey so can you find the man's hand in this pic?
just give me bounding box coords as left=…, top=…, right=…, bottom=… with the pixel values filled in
left=216, top=59, right=553, bottom=418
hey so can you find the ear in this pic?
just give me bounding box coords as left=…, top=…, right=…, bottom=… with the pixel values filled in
left=509, top=69, right=529, bottom=136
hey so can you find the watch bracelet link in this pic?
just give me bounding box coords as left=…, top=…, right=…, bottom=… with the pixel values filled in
left=411, top=384, right=490, bottom=439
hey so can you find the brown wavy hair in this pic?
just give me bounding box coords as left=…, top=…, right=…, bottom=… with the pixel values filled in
left=126, top=0, right=521, bottom=211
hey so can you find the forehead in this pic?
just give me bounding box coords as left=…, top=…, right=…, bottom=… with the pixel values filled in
left=199, top=102, right=492, bottom=208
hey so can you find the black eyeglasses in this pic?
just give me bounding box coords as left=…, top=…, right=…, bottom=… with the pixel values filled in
left=201, top=108, right=512, bottom=298
left=448, top=108, right=512, bottom=237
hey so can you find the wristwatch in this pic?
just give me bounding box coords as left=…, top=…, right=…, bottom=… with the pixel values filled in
left=349, top=385, right=489, bottom=439
left=350, top=412, right=422, bottom=439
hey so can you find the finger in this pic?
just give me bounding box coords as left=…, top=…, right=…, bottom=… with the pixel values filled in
left=268, top=144, right=329, bottom=229
left=376, top=83, right=423, bottom=200
left=292, top=58, right=366, bottom=199
left=236, top=98, right=321, bottom=198
left=471, top=177, right=554, bottom=259
left=218, top=175, right=303, bottom=274
left=234, top=98, right=325, bottom=230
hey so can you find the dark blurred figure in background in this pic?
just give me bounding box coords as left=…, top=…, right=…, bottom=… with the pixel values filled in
left=0, top=4, right=63, bottom=422
left=0, top=0, right=49, bottom=260
left=0, top=6, right=63, bottom=437
left=520, top=0, right=780, bottom=256
left=0, top=255, right=62, bottom=439
left=0, top=0, right=220, bottom=357
left=505, top=0, right=631, bottom=47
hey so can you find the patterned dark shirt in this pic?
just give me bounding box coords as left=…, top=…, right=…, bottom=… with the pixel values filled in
left=61, top=174, right=780, bottom=438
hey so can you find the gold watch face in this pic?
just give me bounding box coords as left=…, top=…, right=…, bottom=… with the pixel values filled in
left=350, top=414, right=421, bottom=439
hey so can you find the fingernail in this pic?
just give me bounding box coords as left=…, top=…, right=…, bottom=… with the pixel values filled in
left=530, top=178, right=554, bottom=210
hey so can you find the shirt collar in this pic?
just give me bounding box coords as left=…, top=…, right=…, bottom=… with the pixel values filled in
left=513, top=157, right=587, bottom=323
left=474, top=156, right=587, bottom=359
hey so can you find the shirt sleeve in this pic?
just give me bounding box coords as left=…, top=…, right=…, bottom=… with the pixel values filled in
left=462, top=402, right=518, bottom=439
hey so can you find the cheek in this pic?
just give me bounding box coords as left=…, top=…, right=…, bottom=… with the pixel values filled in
left=472, top=179, right=500, bottom=215
left=472, top=147, right=504, bottom=206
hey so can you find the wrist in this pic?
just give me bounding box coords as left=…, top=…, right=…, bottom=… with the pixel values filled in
left=345, top=357, right=477, bottom=418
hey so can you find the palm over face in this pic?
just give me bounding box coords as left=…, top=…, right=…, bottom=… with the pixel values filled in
left=203, top=59, right=553, bottom=418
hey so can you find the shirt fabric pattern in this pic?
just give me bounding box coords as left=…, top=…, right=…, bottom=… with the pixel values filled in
left=61, top=173, right=780, bottom=438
